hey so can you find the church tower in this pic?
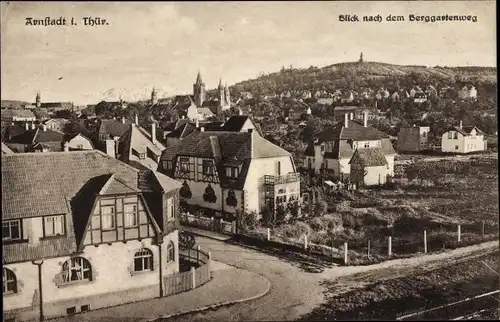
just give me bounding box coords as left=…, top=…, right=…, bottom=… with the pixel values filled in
left=359, top=52, right=364, bottom=63
left=193, top=71, right=206, bottom=107
left=224, top=83, right=231, bottom=108
left=218, top=78, right=225, bottom=103
left=151, top=87, right=158, bottom=105
left=35, top=91, right=41, bottom=108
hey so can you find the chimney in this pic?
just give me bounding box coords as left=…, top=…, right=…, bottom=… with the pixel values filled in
left=200, top=127, right=205, bottom=132
left=31, top=122, right=36, bottom=130
left=350, top=112, right=354, bottom=120
left=43, top=124, right=47, bottom=132
left=344, top=113, right=349, bottom=128
left=459, top=120, right=463, bottom=129
left=105, top=140, right=116, bottom=158
left=122, top=116, right=126, bottom=124
left=135, top=114, right=139, bottom=126
left=63, top=142, right=69, bottom=152
left=25, top=123, right=29, bottom=130
left=151, top=123, right=157, bottom=144
left=363, top=111, right=368, bottom=127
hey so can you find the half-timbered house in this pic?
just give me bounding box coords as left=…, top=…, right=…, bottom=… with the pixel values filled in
left=2, top=150, right=181, bottom=321
left=158, top=129, right=300, bottom=220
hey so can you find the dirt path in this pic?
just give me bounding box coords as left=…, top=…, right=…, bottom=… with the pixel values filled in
left=159, top=238, right=498, bottom=321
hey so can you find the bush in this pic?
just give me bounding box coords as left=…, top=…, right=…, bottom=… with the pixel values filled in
left=236, top=210, right=259, bottom=232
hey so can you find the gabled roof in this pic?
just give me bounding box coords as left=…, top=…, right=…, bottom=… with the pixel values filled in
left=64, top=133, right=94, bottom=148
left=349, top=148, right=388, bottom=166
left=317, top=120, right=390, bottom=141
left=99, top=119, right=132, bottom=137
left=1, top=109, right=36, bottom=119
left=447, top=125, right=485, bottom=136
left=39, top=102, right=73, bottom=109
left=99, top=174, right=140, bottom=195
left=197, top=107, right=215, bottom=117
left=219, top=115, right=252, bottom=132
left=33, top=127, right=64, bottom=143
left=117, top=124, right=166, bottom=164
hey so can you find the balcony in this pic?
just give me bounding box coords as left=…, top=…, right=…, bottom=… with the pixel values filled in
left=264, top=173, right=300, bottom=185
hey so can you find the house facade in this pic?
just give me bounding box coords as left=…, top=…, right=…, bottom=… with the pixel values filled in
left=349, top=148, right=390, bottom=186
left=117, top=123, right=166, bottom=170
left=2, top=151, right=181, bottom=322
left=441, top=123, right=487, bottom=154
left=397, top=126, right=430, bottom=152
left=304, top=112, right=397, bottom=182
left=43, top=118, right=70, bottom=133
left=158, top=129, right=300, bottom=219
left=64, top=133, right=94, bottom=150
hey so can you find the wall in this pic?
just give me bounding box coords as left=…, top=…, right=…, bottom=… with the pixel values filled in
left=244, top=156, right=297, bottom=214
left=364, top=165, right=390, bottom=185
left=313, top=145, right=324, bottom=173
left=441, top=131, right=465, bottom=153
left=463, top=132, right=486, bottom=153
left=68, top=135, right=93, bottom=150
left=3, top=232, right=178, bottom=321
left=397, top=128, right=420, bottom=152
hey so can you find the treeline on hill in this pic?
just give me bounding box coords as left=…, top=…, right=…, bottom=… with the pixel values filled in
left=229, top=62, right=497, bottom=98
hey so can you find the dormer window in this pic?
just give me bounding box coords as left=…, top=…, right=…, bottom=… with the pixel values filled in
left=453, top=132, right=458, bottom=139
left=139, top=153, right=146, bottom=160
left=163, top=160, right=172, bottom=170
left=226, top=167, right=239, bottom=178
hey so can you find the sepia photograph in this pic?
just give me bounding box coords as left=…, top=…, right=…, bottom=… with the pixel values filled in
left=1, top=1, right=498, bottom=321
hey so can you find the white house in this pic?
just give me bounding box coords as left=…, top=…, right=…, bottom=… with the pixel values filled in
left=63, top=133, right=94, bottom=151
left=441, top=122, right=487, bottom=154
left=304, top=112, right=397, bottom=181
left=158, top=129, right=300, bottom=219
left=458, top=85, right=478, bottom=100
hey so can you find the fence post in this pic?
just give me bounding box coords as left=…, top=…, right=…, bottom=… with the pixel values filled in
left=232, top=221, right=236, bottom=234
left=482, top=221, right=485, bottom=239
left=388, top=236, right=392, bottom=257
left=304, top=234, right=308, bottom=250
left=210, top=217, right=214, bottom=231
left=207, top=251, right=212, bottom=278
left=191, top=266, right=196, bottom=290
left=344, top=242, right=348, bottom=265
left=457, top=224, right=461, bottom=243
left=424, top=230, right=427, bottom=254
left=267, top=228, right=271, bottom=241
left=367, top=239, right=371, bottom=258
left=197, top=246, right=200, bottom=265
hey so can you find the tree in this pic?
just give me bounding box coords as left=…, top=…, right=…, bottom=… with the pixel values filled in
left=235, top=209, right=259, bottom=233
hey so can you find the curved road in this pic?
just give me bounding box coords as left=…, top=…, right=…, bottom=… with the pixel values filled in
left=159, top=238, right=498, bottom=322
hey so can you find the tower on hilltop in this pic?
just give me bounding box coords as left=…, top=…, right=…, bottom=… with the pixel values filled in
left=193, top=70, right=206, bottom=107
left=359, top=52, right=364, bottom=63
left=35, top=91, right=41, bottom=108
left=151, top=87, right=158, bottom=105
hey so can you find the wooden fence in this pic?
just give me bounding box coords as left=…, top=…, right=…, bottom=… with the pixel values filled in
left=180, top=213, right=236, bottom=235
left=163, top=247, right=212, bottom=297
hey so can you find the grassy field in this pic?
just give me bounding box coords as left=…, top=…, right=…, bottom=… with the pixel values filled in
left=243, top=157, right=498, bottom=265
left=299, top=251, right=500, bottom=320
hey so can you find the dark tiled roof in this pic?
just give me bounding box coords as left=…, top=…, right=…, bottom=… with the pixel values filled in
left=318, top=120, right=390, bottom=141
left=40, top=102, right=73, bottom=109
left=34, top=128, right=64, bottom=143
left=201, top=100, right=220, bottom=107
left=349, top=148, right=388, bottom=166
left=455, top=125, right=485, bottom=136
left=99, top=119, right=132, bottom=137
left=220, top=115, right=250, bottom=131
left=1, top=124, right=27, bottom=142
left=166, top=122, right=196, bottom=139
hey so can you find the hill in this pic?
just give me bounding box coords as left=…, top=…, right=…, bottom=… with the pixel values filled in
left=1, top=100, right=30, bottom=109
left=229, top=61, right=497, bottom=97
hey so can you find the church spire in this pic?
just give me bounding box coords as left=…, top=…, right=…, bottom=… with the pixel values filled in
left=218, top=77, right=223, bottom=90
left=196, top=70, right=203, bottom=85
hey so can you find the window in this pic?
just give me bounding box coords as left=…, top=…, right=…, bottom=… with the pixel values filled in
left=202, top=160, right=214, bottom=175
left=134, top=248, right=153, bottom=272
left=448, top=132, right=452, bottom=139
left=166, top=242, right=175, bottom=263
left=3, top=268, right=17, bottom=294
left=124, top=204, right=137, bottom=227
left=76, top=144, right=84, bottom=149
left=62, top=257, right=92, bottom=282
left=163, top=161, right=172, bottom=170
left=139, top=153, right=146, bottom=160
left=364, top=142, right=370, bottom=148
left=422, top=132, right=426, bottom=138
left=66, top=307, right=76, bottom=315
left=276, top=161, right=281, bottom=176
left=2, top=220, right=21, bottom=241
left=179, top=157, right=190, bottom=172
left=320, top=145, right=324, bottom=152
left=453, top=132, right=458, bottom=139
left=44, top=215, right=65, bottom=237
left=99, top=134, right=107, bottom=141
left=455, top=145, right=459, bottom=150
left=225, top=167, right=238, bottom=178
left=101, top=206, right=115, bottom=230
left=166, top=197, right=175, bottom=220
left=81, top=305, right=90, bottom=312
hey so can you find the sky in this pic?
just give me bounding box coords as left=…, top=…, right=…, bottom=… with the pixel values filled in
left=1, top=1, right=496, bottom=105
